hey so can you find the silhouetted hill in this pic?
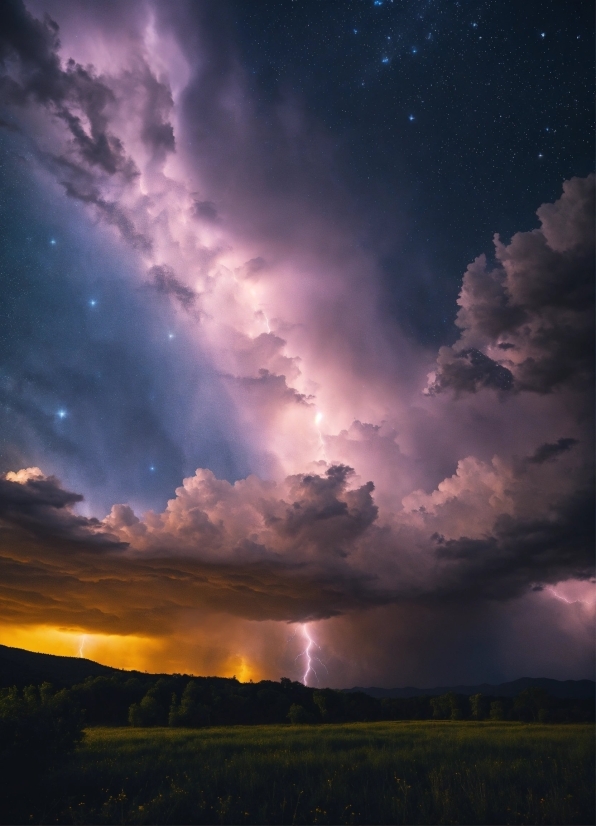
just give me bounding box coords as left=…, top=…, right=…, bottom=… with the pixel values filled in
left=0, top=644, right=126, bottom=688
left=346, top=677, right=595, bottom=700
left=1, top=645, right=593, bottom=702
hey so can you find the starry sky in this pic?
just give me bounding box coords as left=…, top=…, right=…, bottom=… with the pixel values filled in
left=0, top=0, right=593, bottom=687
left=232, top=0, right=593, bottom=341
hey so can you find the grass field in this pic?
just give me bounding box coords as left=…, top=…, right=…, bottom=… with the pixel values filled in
left=23, top=722, right=595, bottom=825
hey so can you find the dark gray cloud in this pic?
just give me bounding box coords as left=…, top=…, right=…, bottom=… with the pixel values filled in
left=428, top=175, right=595, bottom=396
left=0, top=0, right=181, bottom=258
left=271, top=465, right=377, bottom=552
left=526, top=438, right=578, bottom=466
left=0, top=467, right=388, bottom=631
left=233, top=369, right=309, bottom=402
left=0, top=0, right=137, bottom=179
left=433, top=485, right=594, bottom=600
left=0, top=471, right=123, bottom=548
left=148, top=265, right=197, bottom=309
left=192, top=200, right=218, bottom=222
left=1, top=0, right=174, bottom=172
left=428, top=347, right=514, bottom=395
left=61, top=180, right=152, bottom=252
left=242, top=257, right=267, bottom=276
left=136, top=65, right=175, bottom=154
left=2, top=462, right=591, bottom=683
left=0, top=1, right=62, bottom=102
left=1, top=459, right=591, bottom=636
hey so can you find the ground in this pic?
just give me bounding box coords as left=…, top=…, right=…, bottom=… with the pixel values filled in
left=10, top=721, right=595, bottom=825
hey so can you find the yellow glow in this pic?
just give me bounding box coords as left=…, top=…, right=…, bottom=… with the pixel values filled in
left=222, top=655, right=259, bottom=683
left=0, top=625, right=265, bottom=683
left=0, top=625, right=164, bottom=673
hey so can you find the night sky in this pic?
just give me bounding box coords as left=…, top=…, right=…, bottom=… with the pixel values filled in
left=232, top=0, right=593, bottom=341
left=0, top=0, right=593, bottom=687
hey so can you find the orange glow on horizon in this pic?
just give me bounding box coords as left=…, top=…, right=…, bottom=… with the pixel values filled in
left=0, top=625, right=164, bottom=673
left=0, top=625, right=264, bottom=682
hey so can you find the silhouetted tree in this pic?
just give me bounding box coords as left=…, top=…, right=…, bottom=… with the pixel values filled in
left=431, top=692, right=464, bottom=720
left=69, top=675, right=146, bottom=725
left=5, top=669, right=589, bottom=732
left=513, top=688, right=552, bottom=722
left=0, top=683, right=84, bottom=806
left=469, top=693, right=489, bottom=720
left=169, top=681, right=211, bottom=727
left=287, top=703, right=315, bottom=724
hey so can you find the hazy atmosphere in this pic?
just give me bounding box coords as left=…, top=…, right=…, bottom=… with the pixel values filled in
left=0, top=0, right=593, bottom=687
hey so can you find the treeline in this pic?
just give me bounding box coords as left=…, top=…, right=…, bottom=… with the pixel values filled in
left=52, top=673, right=596, bottom=727
left=0, top=682, right=84, bottom=810
left=1, top=675, right=592, bottom=746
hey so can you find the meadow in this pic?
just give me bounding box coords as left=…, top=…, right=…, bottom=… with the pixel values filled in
left=18, top=721, right=594, bottom=825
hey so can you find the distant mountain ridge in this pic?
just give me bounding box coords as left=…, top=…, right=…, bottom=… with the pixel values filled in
left=0, top=643, right=130, bottom=688
left=0, top=644, right=594, bottom=699
left=346, top=677, right=595, bottom=700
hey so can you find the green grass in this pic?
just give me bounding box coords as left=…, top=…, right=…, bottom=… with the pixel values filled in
left=26, top=722, right=596, bottom=824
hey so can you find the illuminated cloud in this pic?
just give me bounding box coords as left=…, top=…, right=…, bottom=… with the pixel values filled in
left=0, top=443, right=591, bottom=636
left=427, top=174, right=594, bottom=396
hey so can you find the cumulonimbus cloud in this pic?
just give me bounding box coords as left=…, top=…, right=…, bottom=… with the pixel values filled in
left=427, top=174, right=595, bottom=396
left=1, top=428, right=592, bottom=634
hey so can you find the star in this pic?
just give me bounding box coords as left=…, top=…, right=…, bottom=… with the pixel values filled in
left=89, top=299, right=97, bottom=307
left=50, top=238, right=56, bottom=245
left=57, top=409, right=67, bottom=419
left=409, top=114, right=415, bottom=121
left=540, top=32, right=545, bottom=38
left=382, top=57, right=389, bottom=63
left=411, top=47, right=418, bottom=54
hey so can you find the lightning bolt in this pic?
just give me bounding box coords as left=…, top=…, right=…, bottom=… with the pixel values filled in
left=548, top=587, right=574, bottom=604
left=77, top=634, right=87, bottom=658
left=314, top=410, right=327, bottom=461
left=289, top=623, right=328, bottom=686
left=301, top=624, right=315, bottom=685
left=546, top=586, right=596, bottom=606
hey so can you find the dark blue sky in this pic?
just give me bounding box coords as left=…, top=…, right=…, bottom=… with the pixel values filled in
left=0, top=137, right=253, bottom=512
left=230, top=0, right=593, bottom=342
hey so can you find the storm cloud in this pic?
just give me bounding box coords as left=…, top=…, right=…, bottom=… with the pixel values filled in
left=1, top=440, right=592, bottom=635
left=427, top=174, right=595, bottom=396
